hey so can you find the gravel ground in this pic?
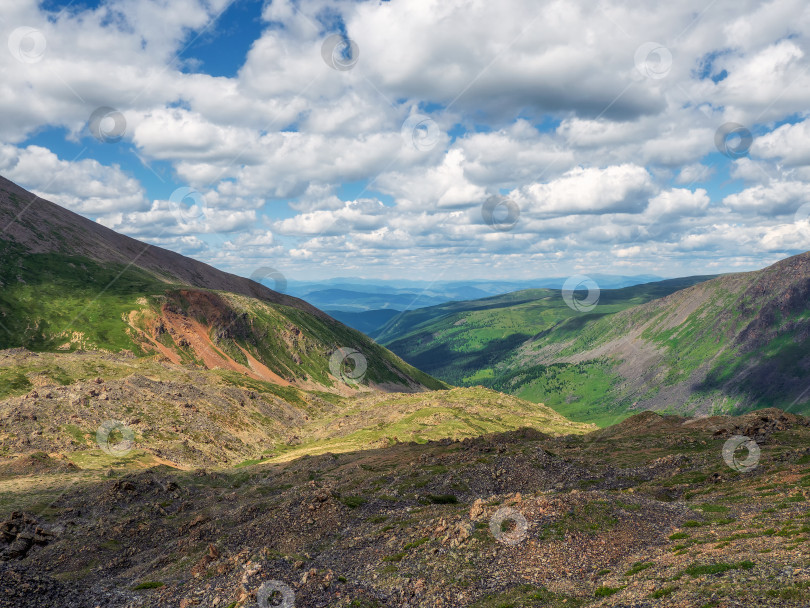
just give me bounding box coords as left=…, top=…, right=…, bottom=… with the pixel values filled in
left=2, top=409, right=809, bottom=607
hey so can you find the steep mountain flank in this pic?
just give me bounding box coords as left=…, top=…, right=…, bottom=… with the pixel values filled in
left=0, top=176, right=444, bottom=392
left=377, top=277, right=714, bottom=388
left=506, top=252, right=810, bottom=418
left=377, top=252, right=810, bottom=421
left=0, top=176, right=314, bottom=311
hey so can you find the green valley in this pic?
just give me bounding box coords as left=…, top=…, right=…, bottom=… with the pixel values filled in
left=380, top=254, right=810, bottom=424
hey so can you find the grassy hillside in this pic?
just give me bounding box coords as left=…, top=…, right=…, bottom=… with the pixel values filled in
left=0, top=242, right=444, bottom=392
left=378, top=258, right=810, bottom=424
left=490, top=360, right=627, bottom=427
left=265, top=385, right=594, bottom=462
left=0, top=240, right=165, bottom=353
left=500, top=252, right=810, bottom=421
left=0, top=350, right=592, bottom=468
left=379, top=277, right=714, bottom=388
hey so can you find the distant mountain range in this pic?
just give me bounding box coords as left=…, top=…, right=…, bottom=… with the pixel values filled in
left=283, top=275, right=666, bottom=315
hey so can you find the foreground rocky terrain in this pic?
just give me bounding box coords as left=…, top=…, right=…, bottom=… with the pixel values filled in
left=1, top=406, right=808, bottom=607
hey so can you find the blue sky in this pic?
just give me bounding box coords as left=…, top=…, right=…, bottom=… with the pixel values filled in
left=2, top=0, right=810, bottom=283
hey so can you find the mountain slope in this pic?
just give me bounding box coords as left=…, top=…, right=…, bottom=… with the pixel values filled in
left=378, top=276, right=715, bottom=388
left=0, top=176, right=444, bottom=392
left=378, top=257, right=810, bottom=423
left=505, top=251, right=810, bottom=418
left=0, top=176, right=311, bottom=310
left=0, top=350, right=593, bottom=468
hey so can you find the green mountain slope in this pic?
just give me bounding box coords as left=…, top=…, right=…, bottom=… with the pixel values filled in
left=0, top=177, right=443, bottom=393
left=505, top=251, right=810, bottom=420
left=378, top=277, right=714, bottom=388
left=380, top=253, right=810, bottom=424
